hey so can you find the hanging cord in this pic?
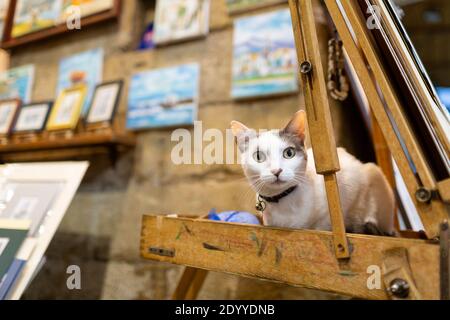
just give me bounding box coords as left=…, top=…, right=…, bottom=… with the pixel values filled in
left=327, top=33, right=350, bottom=101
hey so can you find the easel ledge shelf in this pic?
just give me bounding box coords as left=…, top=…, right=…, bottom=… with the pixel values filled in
left=140, top=215, right=440, bottom=300
left=0, top=131, right=136, bottom=163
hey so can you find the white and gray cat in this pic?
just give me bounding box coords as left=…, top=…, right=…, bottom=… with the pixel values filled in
left=231, top=111, right=395, bottom=235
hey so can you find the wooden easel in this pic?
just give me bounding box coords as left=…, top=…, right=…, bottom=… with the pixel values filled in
left=141, top=0, right=449, bottom=300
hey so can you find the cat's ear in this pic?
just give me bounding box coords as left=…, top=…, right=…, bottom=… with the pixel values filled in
left=230, top=120, right=250, bottom=138
left=283, top=110, right=306, bottom=142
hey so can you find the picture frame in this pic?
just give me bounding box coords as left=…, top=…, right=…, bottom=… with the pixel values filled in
left=0, top=162, right=88, bottom=300
left=127, top=63, right=200, bottom=130
left=11, top=0, right=63, bottom=38
left=0, top=98, right=20, bottom=136
left=231, top=9, right=298, bottom=99
left=60, top=0, right=116, bottom=21
left=86, top=80, right=122, bottom=125
left=154, top=0, right=210, bottom=45
left=1, top=0, right=121, bottom=49
left=46, top=85, right=86, bottom=131
left=12, top=101, right=52, bottom=133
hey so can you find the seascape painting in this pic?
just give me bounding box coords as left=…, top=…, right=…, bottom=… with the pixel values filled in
left=127, top=63, right=199, bottom=130
left=232, top=9, right=298, bottom=99
left=154, top=0, right=210, bottom=45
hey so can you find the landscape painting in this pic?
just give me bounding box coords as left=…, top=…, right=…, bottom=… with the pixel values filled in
left=154, top=0, right=210, bottom=45
left=12, top=0, right=63, bottom=38
left=232, top=9, right=298, bottom=99
left=0, top=65, right=35, bottom=103
left=56, top=48, right=103, bottom=115
left=127, top=63, right=199, bottom=130
left=226, top=0, right=286, bottom=14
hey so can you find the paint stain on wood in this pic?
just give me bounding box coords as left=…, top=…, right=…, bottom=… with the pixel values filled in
left=175, top=223, right=192, bottom=240
left=249, top=232, right=267, bottom=256
left=338, top=270, right=358, bottom=277
left=203, top=243, right=224, bottom=251
left=275, top=246, right=283, bottom=265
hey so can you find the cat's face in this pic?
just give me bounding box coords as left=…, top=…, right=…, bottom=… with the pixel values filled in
left=231, top=111, right=308, bottom=196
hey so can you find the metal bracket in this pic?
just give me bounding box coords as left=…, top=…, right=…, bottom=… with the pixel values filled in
left=440, top=221, right=449, bottom=300
left=149, top=247, right=175, bottom=258
left=382, top=248, right=421, bottom=300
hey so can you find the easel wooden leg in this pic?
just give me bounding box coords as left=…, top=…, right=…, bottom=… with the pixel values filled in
left=371, top=112, right=399, bottom=230
left=172, top=267, right=208, bottom=300
left=289, top=0, right=350, bottom=259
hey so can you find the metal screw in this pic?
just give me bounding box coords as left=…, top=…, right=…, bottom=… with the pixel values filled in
left=300, top=61, right=313, bottom=74
left=415, top=187, right=432, bottom=203
left=389, top=278, right=410, bottom=298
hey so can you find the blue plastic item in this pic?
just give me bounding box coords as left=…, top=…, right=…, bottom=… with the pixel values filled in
left=208, top=209, right=261, bottom=225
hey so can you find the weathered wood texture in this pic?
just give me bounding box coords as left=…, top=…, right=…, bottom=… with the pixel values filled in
left=141, top=215, right=440, bottom=300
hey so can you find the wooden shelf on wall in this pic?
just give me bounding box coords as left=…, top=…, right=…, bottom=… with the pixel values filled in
left=1, top=0, right=121, bottom=50
left=0, top=131, right=136, bottom=163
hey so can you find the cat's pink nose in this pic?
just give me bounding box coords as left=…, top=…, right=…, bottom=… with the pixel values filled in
left=271, top=168, right=283, bottom=177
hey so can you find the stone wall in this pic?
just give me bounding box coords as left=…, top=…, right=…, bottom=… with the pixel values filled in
left=13, top=0, right=372, bottom=299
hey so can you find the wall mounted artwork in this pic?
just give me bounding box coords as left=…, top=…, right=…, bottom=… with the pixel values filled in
left=12, top=0, right=63, bottom=38
left=56, top=48, right=103, bottom=115
left=154, top=0, right=210, bottom=45
left=127, top=63, right=199, bottom=130
left=60, top=0, right=114, bottom=20
left=231, top=9, right=298, bottom=99
left=0, top=65, right=34, bottom=103
left=226, top=0, right=286, bottom=14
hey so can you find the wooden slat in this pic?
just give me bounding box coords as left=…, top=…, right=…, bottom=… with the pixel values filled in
left=324, top=0, right=447, bottom=238
left=289, top=0, right=349, bottom=259
left=141, top=216, right=440, bottom=300
left=172, top=267, right=208, bottom=300
left=437, top=179, right=450, bottom=203
left=341, top=0, right=435, bottom=190
left=372, top=0, right=450, bottom=162
left=289, top=0, right=339, bottom=174
left=371, top=112, right=399, bottom=229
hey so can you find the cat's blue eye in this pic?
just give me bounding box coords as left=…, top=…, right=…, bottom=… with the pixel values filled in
left=283, top=147, right=296, bottom=159
left=253, top=151, right=266, bottom=163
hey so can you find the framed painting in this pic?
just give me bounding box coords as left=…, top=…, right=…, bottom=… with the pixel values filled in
left=231, top=9, right=298, bottom=99
left=56, top=48, right=103, bottom=115
left=127, top=63, right=199, bottom=130
left=1, top=0, right=121, bottom=49
left=226, top=0, right=286, bottom=14
left=12, top=0, right=63, bottom=38
left=86, top=80, right=122, bottom=124
left=154, top=0, right=210, bottom=45
left=12, top=101, right=52, bottom=133
left=0, top=162, right=88, bottom=300
left=0, top=219, right=30, bottom=283
left=0, top=65, right=35, bottom=104
left=0, top=99, right=20, bottom=135
left=46, top=85, right=86, bottom=131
